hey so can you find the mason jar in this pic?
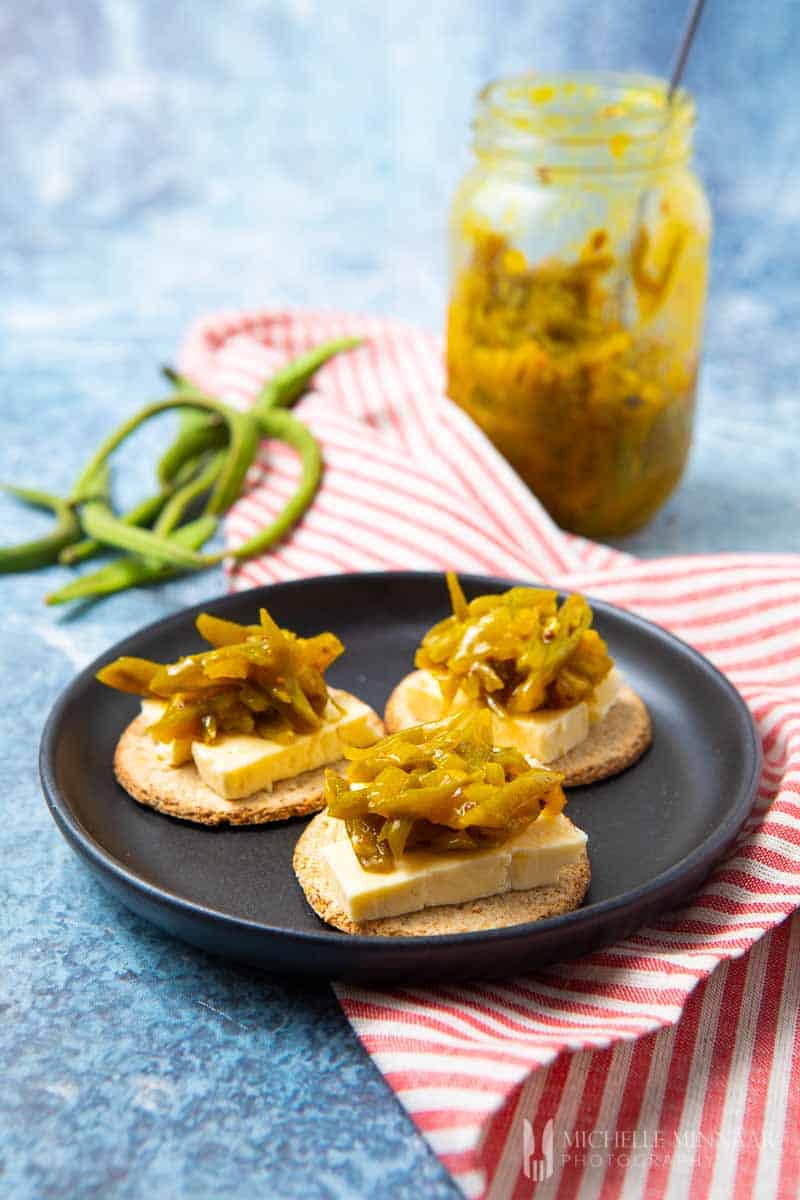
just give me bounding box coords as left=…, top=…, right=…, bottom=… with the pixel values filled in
left=446, top=73, right=711, bottom=538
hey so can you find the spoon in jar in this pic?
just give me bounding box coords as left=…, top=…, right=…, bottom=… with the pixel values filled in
left=666, top=0, right=706, bottom=105
left=623, top=0, right=706, bottom=312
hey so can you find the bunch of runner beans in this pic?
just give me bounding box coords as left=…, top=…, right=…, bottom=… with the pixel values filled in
left=0, top=339, right=359, bottom=604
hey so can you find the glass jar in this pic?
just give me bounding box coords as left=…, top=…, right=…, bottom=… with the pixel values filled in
left=446, top=73, right=711, bottom=538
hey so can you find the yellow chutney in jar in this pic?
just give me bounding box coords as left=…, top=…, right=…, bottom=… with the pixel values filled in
left=446, top=73, right=711, bottom=538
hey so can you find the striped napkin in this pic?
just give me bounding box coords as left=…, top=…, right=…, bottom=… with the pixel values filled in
left=180, top=311, right=800, bottom=1199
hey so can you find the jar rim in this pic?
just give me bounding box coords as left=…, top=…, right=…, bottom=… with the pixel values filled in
left=474, top=71, right=694, bottom=171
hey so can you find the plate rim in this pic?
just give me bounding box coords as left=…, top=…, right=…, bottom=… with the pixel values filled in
left=39, top=570, right=763, bottom=953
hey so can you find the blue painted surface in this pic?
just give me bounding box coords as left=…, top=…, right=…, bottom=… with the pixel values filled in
left=1, top=3, right=797, bottom=1197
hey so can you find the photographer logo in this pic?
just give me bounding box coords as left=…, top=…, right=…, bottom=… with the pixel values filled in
left=522, top=1118, right=554, bottom=1182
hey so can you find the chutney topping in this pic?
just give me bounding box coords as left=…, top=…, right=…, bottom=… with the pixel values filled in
left=97, top=609, right=344, bottom=745
left=415, top=572, right=613, bottom=718
left=325, top=707, right=566, bottom=872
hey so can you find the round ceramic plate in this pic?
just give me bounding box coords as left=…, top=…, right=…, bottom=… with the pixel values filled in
left=40, top=572, right=761, bottom=982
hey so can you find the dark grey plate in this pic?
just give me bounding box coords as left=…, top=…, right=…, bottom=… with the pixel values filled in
left=40, top=572, right=761, bottom=982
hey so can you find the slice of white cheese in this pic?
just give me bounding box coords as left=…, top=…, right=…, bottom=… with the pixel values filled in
left=586, top=667, right=623, bottom=723
left=407, top=668, right=623, bottom=763
left=491, top=704, right=589, bottom=763
left=323, top=812, right=587, bottom=923
left=191, top=691, right=381, bottom=799
left=141, top=690, right=382, bottom=799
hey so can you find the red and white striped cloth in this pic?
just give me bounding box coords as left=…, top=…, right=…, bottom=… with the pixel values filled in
left=180, top=311, right=800, bottom=1200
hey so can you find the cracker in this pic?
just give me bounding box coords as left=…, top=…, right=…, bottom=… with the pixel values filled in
left=549, top=686, right=651, bottom=786
left=113, top=694, right=383, bottom=826
left=384, top=671, right=651, bottom=787
left=293, top=812, right=590, bottom=936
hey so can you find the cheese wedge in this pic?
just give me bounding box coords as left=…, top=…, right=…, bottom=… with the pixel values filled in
left=405, top=667, right=624, bottom=763
left=140, top=689, right=382, bottom=800
left=323, top=811, right=588, bottom=923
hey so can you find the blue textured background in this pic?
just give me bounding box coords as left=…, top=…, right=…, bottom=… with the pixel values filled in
left=2, top=3, right=798, bottom=1198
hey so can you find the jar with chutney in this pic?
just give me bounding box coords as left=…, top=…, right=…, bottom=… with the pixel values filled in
left=447, top=73, right=711, bottom=538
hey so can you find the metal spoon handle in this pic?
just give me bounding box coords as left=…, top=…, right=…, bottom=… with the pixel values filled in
left=667, top=0, right=706, bottom=103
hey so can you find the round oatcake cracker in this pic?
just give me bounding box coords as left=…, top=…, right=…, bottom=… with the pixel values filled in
left=548, top=686, right=651, bottom=786
left=383, top=671, right=651, bottom=787
left=293, top=812, right=591, bottom=936
left=114, top=696, right=383, bottom=826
